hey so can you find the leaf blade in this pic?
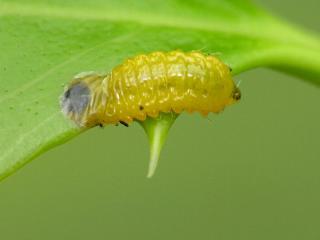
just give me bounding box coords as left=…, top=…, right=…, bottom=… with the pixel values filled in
left=0, top=0, right=319, bottom=180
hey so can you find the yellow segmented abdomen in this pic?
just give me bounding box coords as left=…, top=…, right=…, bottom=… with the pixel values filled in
left=61, top=50, right=240, bottom=127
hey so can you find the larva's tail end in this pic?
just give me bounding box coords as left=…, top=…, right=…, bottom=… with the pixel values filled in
left=138, top=112, right=178, bottom=178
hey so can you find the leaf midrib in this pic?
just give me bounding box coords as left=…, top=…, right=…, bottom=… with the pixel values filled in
left=1, top=1, right=318, bottom=48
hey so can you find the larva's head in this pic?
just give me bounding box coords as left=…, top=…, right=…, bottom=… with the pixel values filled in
left=61, top=81, right=91, bottom=126
left=60, top=72, right=101, bottom=127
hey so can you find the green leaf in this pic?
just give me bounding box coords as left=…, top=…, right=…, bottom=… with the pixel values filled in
left=0, top=0, right=319, bottom=180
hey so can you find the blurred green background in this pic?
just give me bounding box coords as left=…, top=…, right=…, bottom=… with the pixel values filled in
left=0, top=1, right=319, bottom=239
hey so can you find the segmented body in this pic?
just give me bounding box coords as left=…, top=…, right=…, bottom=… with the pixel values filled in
left=61, top=51, right=240, bottom=127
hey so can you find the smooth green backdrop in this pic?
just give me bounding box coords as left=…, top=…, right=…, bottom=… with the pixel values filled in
left=0, top=1, right=319, bottom=240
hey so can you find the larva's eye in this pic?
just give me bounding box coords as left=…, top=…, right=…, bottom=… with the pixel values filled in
left=61, top=82, right=91, bottom=116
left=232, top=87, right=241, bottom=101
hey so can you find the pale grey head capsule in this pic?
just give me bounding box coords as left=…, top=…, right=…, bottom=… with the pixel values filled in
left=61, top=82, right=91, bottom=119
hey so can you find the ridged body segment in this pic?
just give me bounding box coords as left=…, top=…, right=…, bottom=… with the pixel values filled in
left=62, top=51, right=239, bottom=127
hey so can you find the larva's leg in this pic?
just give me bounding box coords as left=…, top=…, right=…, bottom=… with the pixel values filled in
left=119, top=121, right=129, bottom=127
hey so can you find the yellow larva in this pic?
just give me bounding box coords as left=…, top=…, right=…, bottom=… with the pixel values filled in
left=61, top=50, right=241, bottom=127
